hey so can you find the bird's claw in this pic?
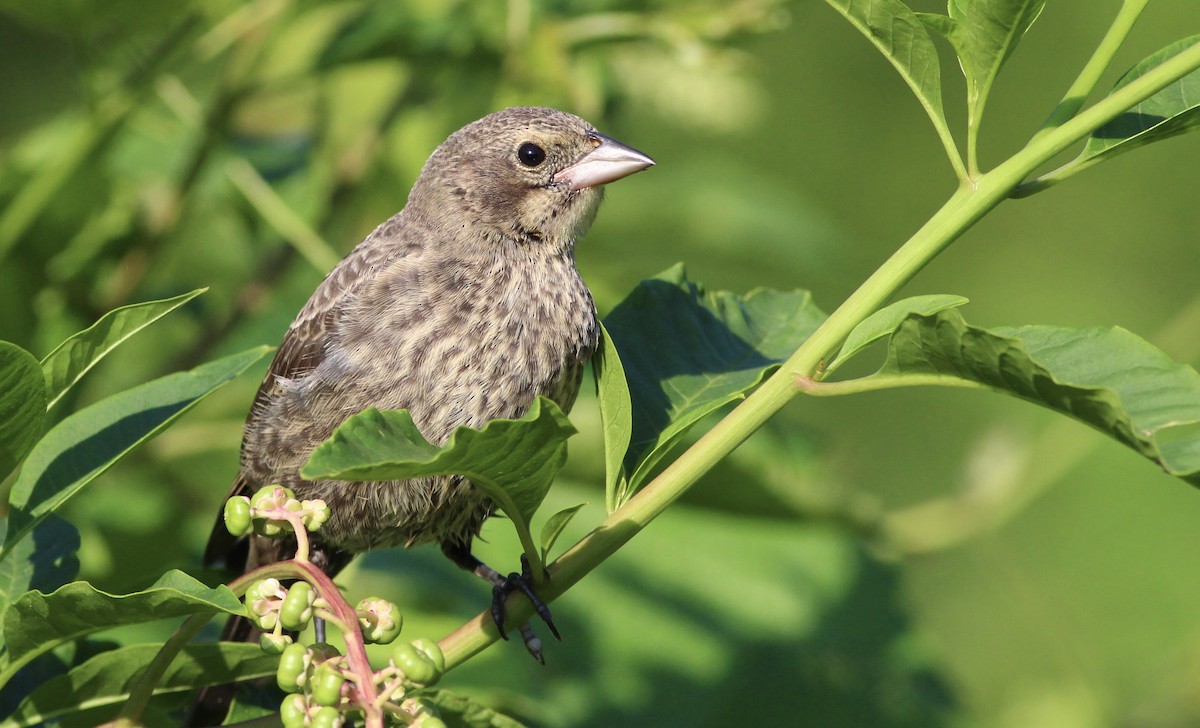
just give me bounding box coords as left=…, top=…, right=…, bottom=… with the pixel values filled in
left=490, top=555, right=560, bottom=656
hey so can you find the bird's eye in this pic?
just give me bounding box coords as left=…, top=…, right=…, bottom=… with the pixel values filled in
left=517, top=142, right=546, bottom=168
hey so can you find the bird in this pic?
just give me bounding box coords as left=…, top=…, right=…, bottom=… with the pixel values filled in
left=197, top=107, right=653, bottom=714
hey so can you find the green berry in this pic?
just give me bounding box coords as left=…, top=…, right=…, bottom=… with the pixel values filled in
left=245, top=578, right=284, bottom=631
left=250, top=485, right=298, bottom=537
left=310, top=706, right=343, bottom=728
left=280, top=581, right=316, bottom=631
left=409, top=638, right=445, bottom=673
left=408, top=642, right=446, bottom=676
left=417, top=718, right=448, bottom=728
left=391, top=642, right=439, bottom=686
left=357, top=597, right=403, bottom=644
left=259, top=631, right=293, bottom=654
left=250, top=484, right=296, bottom=509
left=280, top=693, right=309, bottom=728
left=276, top=642, right=310, bottom=694
left=302, top=499, right=330, bottom=531
left=245, top=577, right=283, bottom=603
left=223, top=496, right=252, bottom=536
left=310, top=661, right=345, bottom=707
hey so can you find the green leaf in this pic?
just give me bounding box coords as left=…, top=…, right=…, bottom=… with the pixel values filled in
left=2, top=346, right=272, bottom=557
left=0, top=343, right=46, bottom=482
left=935, top=0, right=1047, bottom=127
left=539, top=502, right=587, bottom=564
left=830, top=294, right=969, bottom=373
left=421, top=688, right=526, bottom=728
left=0, top=516, right=79, bottom=622
left=867, top=310, right=1200, bottom=483
left=0, top=642, right=277, bottom=728
left=822, top=0, right=955, bottom=162
left=40, top=289, right=206, bottom=410
left=302, top=397, right=577, bottom=551
left=593, top=323, right=632, bottom=513
left=604, top=265, right=825, bottom=502
left=0, top=570, right=243, bottom=685
left=1081, top=35, right=1200, bottom=164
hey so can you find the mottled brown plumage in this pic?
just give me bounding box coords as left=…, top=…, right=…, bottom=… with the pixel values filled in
left=203, top=107, right=652, bottom=638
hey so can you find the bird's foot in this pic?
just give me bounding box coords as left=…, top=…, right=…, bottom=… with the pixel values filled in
left=491, top=554, right=560, bottom=662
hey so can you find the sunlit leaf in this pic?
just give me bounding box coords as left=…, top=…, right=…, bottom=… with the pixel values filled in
left=593, top=324, right=632, bottom=512
left=927, top=0, right=1046, bottom=127
left=0, top=343, right=46, bottom=482
left=0, top=642, right=276, bottom=728
left=866, top=310, right=1200, bottom=483
left=1082, top=36, right=1200, bottom=163
left=2, top=347, right=272, bottom=556
left=830, top=294, right=969, bottom=373
left=302, top=398, right=577, bottom=545
left=604, top=266, right=824, bottom=503
left=0, top=570, right=242, bottom=683
left=39, top=289, right=205, bottom=410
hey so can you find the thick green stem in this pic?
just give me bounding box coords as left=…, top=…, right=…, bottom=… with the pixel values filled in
left=437, top=29, right=1200, bottom=671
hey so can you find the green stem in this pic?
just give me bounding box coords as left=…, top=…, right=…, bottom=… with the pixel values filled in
left=798, top=373, right=995, bottom=396
left=436, top=30, right=1200, bottom=671
left=1033, top=0, right=1150, bottom=139
left=469, top=474, right=547, bottom=583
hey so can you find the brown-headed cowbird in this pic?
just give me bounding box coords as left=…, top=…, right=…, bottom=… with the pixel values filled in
left=203, top=107, right=653, bottom=656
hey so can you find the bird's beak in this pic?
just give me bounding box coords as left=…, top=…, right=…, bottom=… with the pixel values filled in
left=554, top=133, right=655, bottom=191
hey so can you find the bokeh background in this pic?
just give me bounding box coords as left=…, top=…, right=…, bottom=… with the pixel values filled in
left=2, top=1, right=1200, bottom=725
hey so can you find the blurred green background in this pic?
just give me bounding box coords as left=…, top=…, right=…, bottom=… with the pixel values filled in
left=2, top=0, right=1200, bottom=725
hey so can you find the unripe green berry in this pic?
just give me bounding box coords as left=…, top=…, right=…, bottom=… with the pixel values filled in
left=310, top=706, right=343, bottom=728
left=302, top=499, right=330, bottom=531
left=259, top=631, right=293, bottom=655
left=356, top=597, right=403, bottom=644
left=245, top=578, right=284, bottom=631
left=280, top=581, right=316, bottom=631
left=391, top=642, right=439, bottom=686
left=310, top=661, right=345, bottom=707
left=410, top=638, right=445, bottom=673
left=250, top=484, right=296, bottom=509
left=416, top=718, right=447, bottom=728
left=250, top=485, right=298, bottom=537
left=276, top=642, right=310, bottom=694
left=279, top=694, right=309, bottom=728
left=223, top=496, right=252, bottom=536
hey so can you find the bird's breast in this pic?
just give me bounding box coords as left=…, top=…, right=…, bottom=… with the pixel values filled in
left=340, top=249, right=598, bottom=444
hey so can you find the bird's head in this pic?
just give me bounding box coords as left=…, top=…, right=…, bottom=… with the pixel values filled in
left=412, top=107, right=654, bottom=253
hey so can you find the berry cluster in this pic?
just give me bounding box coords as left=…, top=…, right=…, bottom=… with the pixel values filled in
left=226, top=486, right=449, bottom=727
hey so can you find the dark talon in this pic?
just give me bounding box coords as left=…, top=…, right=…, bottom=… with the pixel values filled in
left=491, top=570, right=560, bottom=640
left=490, top=558, right=561, bottom=646
left=491, top=584, right=511, bottom=640
left=440, top=540, right=560, bottom=659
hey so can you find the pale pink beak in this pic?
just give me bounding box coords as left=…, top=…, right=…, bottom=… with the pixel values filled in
left=554, top=132, right=655, bottom=191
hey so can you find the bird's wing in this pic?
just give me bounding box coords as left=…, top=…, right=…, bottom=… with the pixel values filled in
left=204, top=226, right=401, bottom=567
